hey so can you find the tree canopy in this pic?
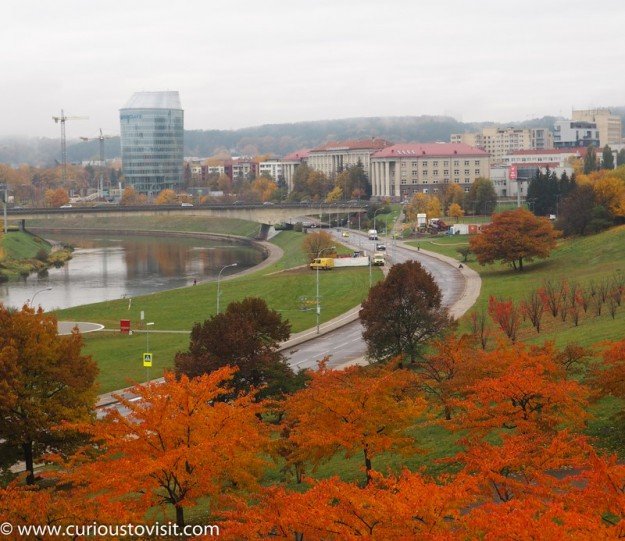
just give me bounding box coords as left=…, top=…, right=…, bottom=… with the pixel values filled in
left=470, top=208, right=560, bottom=271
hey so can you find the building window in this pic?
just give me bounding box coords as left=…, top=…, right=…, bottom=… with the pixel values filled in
left=433, top=170, right=438, bottom=175
left=464, top=186, right=470, bottom=192
left=454, top=169, right=459, bottom=175
left=422, top=161, right=428, bottom=166
left=444, top=161, right=449, bottom=166
left=475, top=169, right=480, bottom=175
left=465, top=178, right=470, bottom=183
left=454, top=160, right=459, bottom=166
left=464, top=160, right=470, bottom=166
left=464, top=169, right=470, bottom=175
left=423, top=188, right=429, bottom=194
left=454, top=178, right=460, bottom=183
left=423, top=170, right=428, bottom=176
left=433, top=161, right=438, bottom=166
left=444, top=170, right=449, bottom=175
left=475, top=160, right=480, bottom=165
left=412, top=170, right=418, bottom=176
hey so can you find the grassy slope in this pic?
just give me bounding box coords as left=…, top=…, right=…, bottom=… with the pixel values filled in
left=0, top=230, right=50, bottom=259
left=57, top=231, right=383, bottom=393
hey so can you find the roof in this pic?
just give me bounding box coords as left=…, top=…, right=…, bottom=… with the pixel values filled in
left=311, top=138, right=392, bottom=153
left=372, top=143, right=489, bottom=159
left=282, top=148, right=311, bottom=161
left=510, top=148, right=587, bottom=156
left=121, top=91, right=182, bottom=110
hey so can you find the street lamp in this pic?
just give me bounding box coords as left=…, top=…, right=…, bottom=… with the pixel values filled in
left=28, top=287, right=52, bottom=307
left=217, top=263, right=238, bottom=314
left=316, top=246, right=335, bottom=334
left=145, top=322, right=154, bottom=381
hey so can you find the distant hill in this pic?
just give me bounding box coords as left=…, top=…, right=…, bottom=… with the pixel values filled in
left=1, top=111, right=623, bottom=166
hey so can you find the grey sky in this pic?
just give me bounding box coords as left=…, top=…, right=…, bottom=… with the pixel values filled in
left=2, top=0, right=624, bottom=138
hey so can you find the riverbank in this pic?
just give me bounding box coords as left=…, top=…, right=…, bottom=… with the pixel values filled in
left=0, top=230, right=72, bottom=281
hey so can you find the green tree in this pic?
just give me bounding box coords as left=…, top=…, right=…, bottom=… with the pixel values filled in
left=602, top=145, right=615, bottom=170
left=557, top=184, right=597, bottom=236
left=467, top=178, right=497, bottom=215
left=359, top=261, right=453, bottom=365
left=175, top=297, right=296, bottom=399
left=617, top=149, right=625, bottom=167
left=0, top=306, right=98, bottom=484
left=584, top=145, right=598, bottom=174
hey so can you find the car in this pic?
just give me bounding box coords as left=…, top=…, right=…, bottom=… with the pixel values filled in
left=180, top=202, right=193, bottom=207
left=262, top=201, right=275, bottom=206
left=60, top=204, right=73, bottom=208
left=342, top=231, right=350, bottom=238
left=375, top=243, right=386, bottom=251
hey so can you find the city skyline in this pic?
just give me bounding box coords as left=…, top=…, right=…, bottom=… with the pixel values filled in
left=1, top=0, right=624, bottom=138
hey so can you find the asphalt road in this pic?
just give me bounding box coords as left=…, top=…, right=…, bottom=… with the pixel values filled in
left=283, top=230, right=464, bottom=371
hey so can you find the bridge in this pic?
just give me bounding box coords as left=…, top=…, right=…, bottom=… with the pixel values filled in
left=5, top=202, right=370, bottom=238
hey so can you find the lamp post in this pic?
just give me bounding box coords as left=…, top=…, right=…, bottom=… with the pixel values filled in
left=217, top=263, right=238, bottom=314
left=316, top=246, right=335, bottom=334
left=28, top=287, right=52, bottom=307
left=0, top=183, right=7, bottom=235
left=145, top=321, right=154, bottom=381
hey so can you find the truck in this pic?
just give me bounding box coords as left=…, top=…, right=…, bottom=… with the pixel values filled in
left=309, top=257, right=334, bottom=270
left=372, top=252, right=385, bottom=266
left=368, top=229, right=378, bottom=240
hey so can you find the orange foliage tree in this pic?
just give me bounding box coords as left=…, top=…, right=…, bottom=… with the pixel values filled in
left=282, top=363, right=424, bottom=485
left=220, top=471, right=472, bottom=540
left=470, top=208, right=560, bottom=271
left=301, top=230, right=335, bottom=262
left=43, top=187, right=69, bottom=207
left=120, top=186, right=147, bottom=206
left=58, top=369, right=269, bottom=527
left=155, top=188, right=177, bottom=205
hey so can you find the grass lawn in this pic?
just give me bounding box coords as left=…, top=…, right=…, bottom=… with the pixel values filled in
left=57, top=230, right=383, bottom=392
left=0, top=230, right=51, bottom=259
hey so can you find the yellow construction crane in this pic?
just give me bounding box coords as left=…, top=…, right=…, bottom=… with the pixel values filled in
left=52, top=109, right=88, bottom=183
left=80, top=129, right=114, bottom=197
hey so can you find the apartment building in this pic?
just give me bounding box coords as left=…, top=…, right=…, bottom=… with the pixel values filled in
left=258, top=159, right=283, bottom=181
left=553, top=120, right=600, bottom=148
left=572, top=108, right=622, bottom=146
left=451, top=127, right=552, bottom=165
left=370, top=143, right=489, bottom=199
left=224, top=158, right=258, bottom=181
left=307, top=138, right=391, bottom=179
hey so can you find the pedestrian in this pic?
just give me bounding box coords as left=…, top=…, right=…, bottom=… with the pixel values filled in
left=193, top=279, right=197, bottom=286
left=417, top=243, right=420, bottom=251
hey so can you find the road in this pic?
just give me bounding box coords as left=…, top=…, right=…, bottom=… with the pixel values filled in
left=283, top=230, right=465, bottom=371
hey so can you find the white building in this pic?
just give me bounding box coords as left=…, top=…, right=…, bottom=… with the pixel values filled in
left=258, top=159, right=283, bottom=181
left=370, top=143, right=490, bottom=199
left=307, top=138, right=391, bottom=179
left=572, top=108, right=622, bottom=147
left=281, top=149, right=310, bottom=192
left=553, top=120, right=600, bottom=148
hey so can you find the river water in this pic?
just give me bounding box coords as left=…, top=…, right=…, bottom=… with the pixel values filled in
left=0, top=233, right=264, bottom=312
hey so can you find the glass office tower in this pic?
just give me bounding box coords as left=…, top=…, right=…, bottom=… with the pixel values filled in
left=120, top=91, right=184, bottom=195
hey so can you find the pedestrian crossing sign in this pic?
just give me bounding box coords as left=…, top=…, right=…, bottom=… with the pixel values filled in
left=143, top=353, right=153, bottom=367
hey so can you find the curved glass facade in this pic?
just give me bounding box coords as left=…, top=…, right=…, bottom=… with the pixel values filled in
left=120, top=93, right=184, bottom=194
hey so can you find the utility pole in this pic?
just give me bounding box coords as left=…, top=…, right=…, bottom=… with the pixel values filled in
left=52, top=110, right=88, bottom=184
left=81, top=129, right=113, bottom=197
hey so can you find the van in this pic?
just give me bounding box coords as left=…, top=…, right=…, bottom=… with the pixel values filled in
left=372, top=252, right=385, bottom=266
left=368, top=229, right=378, bottom=240
left=310, top=258, right=334, bottom=270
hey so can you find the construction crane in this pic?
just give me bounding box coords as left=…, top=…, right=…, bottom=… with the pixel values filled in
left=52, top=110, right=88, bottom=184
left=80, top=129, right=114, bottom=198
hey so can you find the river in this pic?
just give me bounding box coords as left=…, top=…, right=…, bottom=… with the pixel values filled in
left=0, top=232, right=265, bottom=312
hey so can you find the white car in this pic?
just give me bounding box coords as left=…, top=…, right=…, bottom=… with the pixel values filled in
left=60, top=204, right=73, bottom=208
left=180, top=202, right=194, bottom=207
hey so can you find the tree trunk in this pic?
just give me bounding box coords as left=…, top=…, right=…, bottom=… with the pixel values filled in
left=363, top=447, right=372, bottom=486
left=519, top=258, right=524, bottom=271
left=175, top=504, right=185, bottom=529
left=23, top=441, right=35, bottom=485
left=444, top=404, right=452, bottom=421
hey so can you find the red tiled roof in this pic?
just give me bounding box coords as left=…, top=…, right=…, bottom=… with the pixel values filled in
left=372, top=143, right=489, bottom=159
left=282, top=148, right=311, bottom=161
left=509, top=162, right=561, bottom=168
left=311, top=138, right=392, bottom=152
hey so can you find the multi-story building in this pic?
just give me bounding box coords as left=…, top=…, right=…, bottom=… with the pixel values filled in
left=307, top=138, right=391, bottom=179
left=451, top=127, right=552, bottom=165
left=120, top=91, right=184, bottom=194
left=258, top=159, right=283, bottom=182
left=501, top=148, right=586, bottom=168
left=370, top=143, right=489, bottom=199
left=224, top=158, right=258, bottom=182
left=281, top=149, right=310, bottom=192
left=553, top=120, right=600, bottom=148
left=572, top=108, right=622, bottom=146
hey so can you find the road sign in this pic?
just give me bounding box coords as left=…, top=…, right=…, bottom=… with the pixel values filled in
left=143, top=352, right=153, bottom=367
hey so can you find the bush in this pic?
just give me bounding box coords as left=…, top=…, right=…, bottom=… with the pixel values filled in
left=35, top=248, right=49, bottom=262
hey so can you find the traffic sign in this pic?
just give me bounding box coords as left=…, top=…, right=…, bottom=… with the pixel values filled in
left=143, top=352, right=153, bottom=367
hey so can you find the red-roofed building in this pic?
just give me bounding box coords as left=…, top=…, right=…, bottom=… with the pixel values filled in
left=281, top=148, right=311, bottom=192
left=370, top=143, right=489, bottom=199
left=307, top=138, right=392, bottom=181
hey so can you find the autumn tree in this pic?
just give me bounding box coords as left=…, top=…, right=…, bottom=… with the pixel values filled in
left=442, top=182, right=465, bottom=213
left=59, top=369, right=269, bottom=528
left=283, top=363, right=424, bottom=484
left=44, top=187, right=69, bottom=207
left=469, top=208, right=560, bottom=271
left=120, top=186, right=147, bottom=206
left=251, top=176, right=277, bottom=202
left=301, top=230, right=335, bottom=262
left=359, top=260, right=453, bottom=364
left=324, top=185, right=343, bottom=203
left=449, top=202, right=464, bottom=222
left=488, top=296, right=521, bottom=342
left=155, top=188, right=177, bottom=205
left=0, top=306, right=98, bottom=484
left=175, top=297, right=295, bottom=399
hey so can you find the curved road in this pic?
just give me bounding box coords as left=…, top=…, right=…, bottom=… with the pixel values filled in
left=285, top=230, right=466, bottom=371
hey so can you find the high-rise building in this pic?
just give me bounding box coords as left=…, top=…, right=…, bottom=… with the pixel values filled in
left=120, top=91, right=184, bottom=194
left=572, top=108, right=622, bottom=147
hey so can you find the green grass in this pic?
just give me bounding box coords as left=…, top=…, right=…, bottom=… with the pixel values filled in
left=57, top=230, right=382, bottom=392
left=27, top=215, right=261, bottom=238
left=0, top=230, right=50, bottom=259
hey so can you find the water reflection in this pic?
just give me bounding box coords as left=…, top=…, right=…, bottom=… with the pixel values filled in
left=0, top=233, right=264, bottom=311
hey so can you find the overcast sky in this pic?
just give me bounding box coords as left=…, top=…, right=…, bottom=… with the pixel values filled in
left=2, top=0, right=624, bottom=138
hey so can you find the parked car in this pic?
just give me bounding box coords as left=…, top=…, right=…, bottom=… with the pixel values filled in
left=376, top=243, right=386, bottom=251
left=342, top=231, right=350, bottom=238
left=60, top=204, right=72, bottom=208
left=180, top=202, right=194, bottom=207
